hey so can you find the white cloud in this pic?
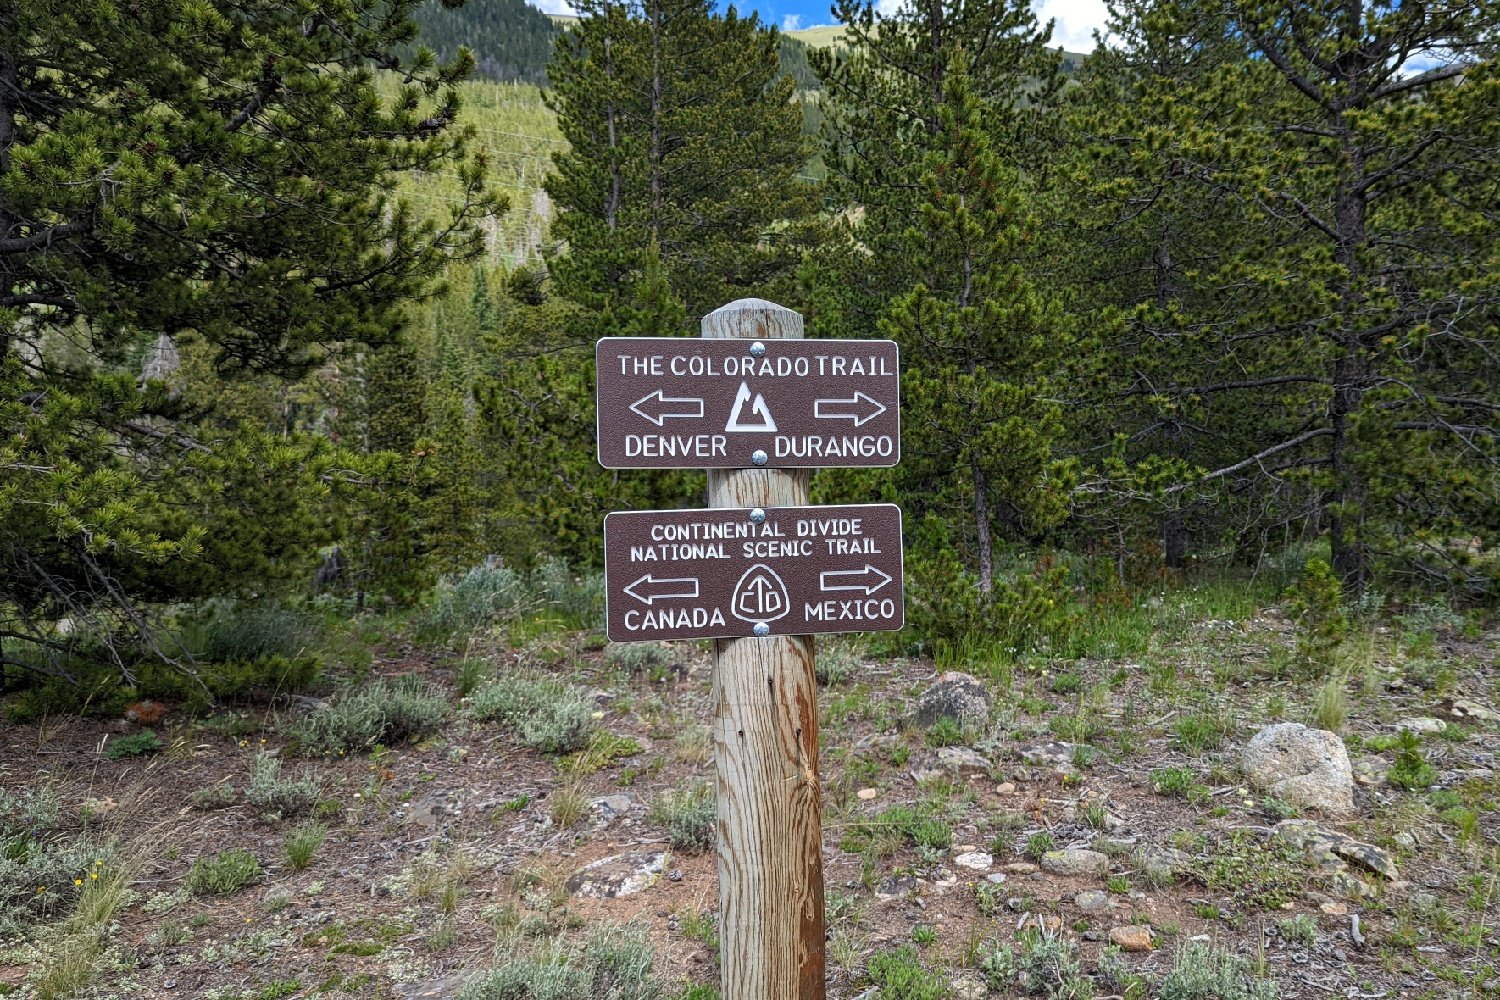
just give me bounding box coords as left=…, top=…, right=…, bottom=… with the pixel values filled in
left=865, top=0, right=1107, bottom=49
left=783, top=13, right=803, bottom=31
left=1034, top=0, right=1110, bottom=52
left=530, top=0, right=576, bottom=15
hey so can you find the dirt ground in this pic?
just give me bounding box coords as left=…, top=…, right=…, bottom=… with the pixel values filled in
left=1, top=604, right=1496, bottom=999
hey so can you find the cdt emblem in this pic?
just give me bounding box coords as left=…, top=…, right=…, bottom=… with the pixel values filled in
left=731, top=564, right=790, bottom=625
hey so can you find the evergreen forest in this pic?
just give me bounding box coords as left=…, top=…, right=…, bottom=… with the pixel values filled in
left=1, top=1, right=1498, bottom=997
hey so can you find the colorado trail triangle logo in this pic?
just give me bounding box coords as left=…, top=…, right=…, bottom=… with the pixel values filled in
left=725, top=381, right=777, bottom=433
left=730, top=564, right=790, bottom=624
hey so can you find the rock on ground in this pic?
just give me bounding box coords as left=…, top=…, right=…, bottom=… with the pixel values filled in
left=1041, top=848, right=1111, bottom=877
left=1109, top=925, right=1154, bottom=952
left=566, top=851, right=666, bottom=898
left=913, top=671, right=991, bottom=730
left=1242, top=722, right=1355, bottom=815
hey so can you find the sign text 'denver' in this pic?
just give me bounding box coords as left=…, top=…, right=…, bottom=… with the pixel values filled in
left=595, top=338, right=900, bottom=469
left=604, top=504, right=904, bottom=641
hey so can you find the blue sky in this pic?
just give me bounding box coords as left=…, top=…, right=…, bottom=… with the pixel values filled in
left=528, top=0, right=1112, bottom=53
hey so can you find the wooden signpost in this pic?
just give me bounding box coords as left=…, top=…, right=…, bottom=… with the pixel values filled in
left=596, top=298, right=904, bottom=1000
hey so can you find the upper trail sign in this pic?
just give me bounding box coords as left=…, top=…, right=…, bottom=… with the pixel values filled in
left=595, top=337, right=900, bottom=469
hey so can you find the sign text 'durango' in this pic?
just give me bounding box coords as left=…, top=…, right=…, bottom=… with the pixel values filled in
left=603, top=504, right=904, bottom=641
left=595, top=337, right=900, bottom=469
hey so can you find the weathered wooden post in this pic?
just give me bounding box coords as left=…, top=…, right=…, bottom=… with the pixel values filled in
left=594, top=297, right=903, bottom=998
left=703, top=299, right=824, bottom=999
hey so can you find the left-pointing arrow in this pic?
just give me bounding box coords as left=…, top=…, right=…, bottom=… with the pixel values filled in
left=623, top=574, right=701, bottom=605
left=629, top=390, right=705, bottom=427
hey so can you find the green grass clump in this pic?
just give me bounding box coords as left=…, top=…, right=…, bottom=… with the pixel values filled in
left=1172, top=710, right=1234, bottom=755
left=1151, top=767, right=1210, bottom=803
left=186, top=848, right=262, bottom=896
left=1388, top=731, right=1439, bottom=790
left=650, top=779, right=716, bottom=853
left=293, top=677, right=448, bottom=754
left=1159, top=942, right=1279, bottom=1000
left=285, top=822, right=328, bottom=871
left=925, top=716, right=964, bottom=747
left=467, top=675, right=595, bottom=754
left=866, top=945, right=950, bottom=999
left=247, top=752, right=321, bottom=817
left=104, top=730, right=163, bottom=759
left=841, top=804, right=952, bottom=858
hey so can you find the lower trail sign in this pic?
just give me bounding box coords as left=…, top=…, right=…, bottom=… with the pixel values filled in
left=603, top=503, right=904, bottom=642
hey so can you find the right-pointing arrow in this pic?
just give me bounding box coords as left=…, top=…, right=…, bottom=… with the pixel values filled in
left=818, top=565, right=893, bottom=595
left=630, top=390, right=706, bottom=427
left=623, top=574, right=701, bottom=605
left=814, top=391, right=887, bottom=427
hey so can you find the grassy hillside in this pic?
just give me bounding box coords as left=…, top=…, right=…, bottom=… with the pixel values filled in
left=377, top=75, right=561, bottom=270
left=789, top=23, right=1088, bottom=70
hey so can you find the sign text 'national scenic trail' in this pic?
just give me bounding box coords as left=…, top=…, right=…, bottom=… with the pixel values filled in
left=595, top=337, right=900, bottom=469
left=603, top=503, right=904, bottom=642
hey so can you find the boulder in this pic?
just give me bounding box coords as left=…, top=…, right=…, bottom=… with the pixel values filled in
left=1040, top=849, right=1111, bottom=877
left=1242, top=723, right=1355, bottom=815
left=1108, top=925, right=1154, bottom=952
left=913, top=671, right=991, bottom=730
left=566, top=851, right=665, bottom=898
left=1074, top=890, right=1111, bottom=912
left=936, top=746, right=992, bottom=772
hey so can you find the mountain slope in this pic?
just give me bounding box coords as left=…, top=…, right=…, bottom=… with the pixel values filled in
left=413, top=0, right=562, bottom=84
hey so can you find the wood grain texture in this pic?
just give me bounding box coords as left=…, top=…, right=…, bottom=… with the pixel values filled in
left=704, top=298, right=826, bottom=1000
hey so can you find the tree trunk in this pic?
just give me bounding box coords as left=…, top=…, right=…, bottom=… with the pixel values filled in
left=648, top=0, right=663, bottom=244
left=1163, top=511, right=1187, bottom=570
left=1328, top=105, right=1370, bottom=594
left=973, top=462, right=994, bottom=594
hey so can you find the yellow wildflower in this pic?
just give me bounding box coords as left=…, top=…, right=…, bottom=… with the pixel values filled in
left=74, top=879, right=83, bottom=886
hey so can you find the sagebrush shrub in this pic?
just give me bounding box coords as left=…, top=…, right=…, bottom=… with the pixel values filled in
left=467, top=675, right=594, bottom=754
left=1159, top=943, right=1279, bottom=1000
left=292, top=677, right=448, bottom=754
left=246, top=752, right=321, bottom=816
left=650, top=779, right=716, bottom=853
left=458, top=923, right=665, bottom=1000
left=418, top=562, right=529, bottom=642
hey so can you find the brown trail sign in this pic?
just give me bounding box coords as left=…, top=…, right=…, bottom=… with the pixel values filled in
left=603, top=503, right=904, bottom=642
left=596, top=298, right=903, bottom=999
left=595, top=336, right=899, bottom=469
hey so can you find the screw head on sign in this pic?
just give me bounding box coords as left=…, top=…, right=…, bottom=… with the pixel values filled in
left=748, top=341, right=766, bottom=357
left=748, top=507, right=766, bottom=524
left=753, top=622, right=770, bottom=637
left=751, top=450, right=768, bottom=466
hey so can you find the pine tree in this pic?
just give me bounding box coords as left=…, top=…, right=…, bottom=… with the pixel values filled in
left=809, top=0, right=1064, bottom=335
left=545, top=0, right=821, bottom=328
left=0, top=0, right=499, bottom=673
left=1069, top=0, right=1500, bottom=594
left=880, top=53, right=1073, bottom=595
